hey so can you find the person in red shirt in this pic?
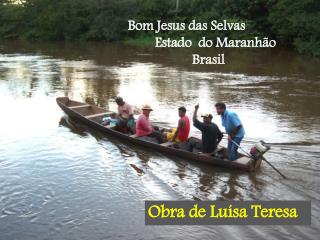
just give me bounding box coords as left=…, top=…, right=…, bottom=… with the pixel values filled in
left=136, top=104, right=164, bottom=143
left=171, top=106, right=190, bottom=143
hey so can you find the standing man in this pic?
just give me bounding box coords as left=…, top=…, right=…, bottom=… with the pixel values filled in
left=215, top=102, right=245, bottom=161
left=170, top=106, right=190, bottom=143
left=191, top=104, right=223, bottom=153
left=115, top=96, right=135, bottom=134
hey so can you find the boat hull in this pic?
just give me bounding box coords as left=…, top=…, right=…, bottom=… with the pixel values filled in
left=56, top=97, right=261, bottom=172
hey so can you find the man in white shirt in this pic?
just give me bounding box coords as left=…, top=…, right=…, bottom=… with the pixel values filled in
left=115, top=96, right=135, bottom=134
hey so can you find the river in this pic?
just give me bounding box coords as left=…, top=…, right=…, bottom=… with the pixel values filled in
left=0, top=41, right=319, bottom=239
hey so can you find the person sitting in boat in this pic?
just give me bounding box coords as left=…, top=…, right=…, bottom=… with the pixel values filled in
left=215, top=102, right=245, bottom=161
left=189, top=104, right=223, bottom=153
left=166, top=106, right=190, bottom=143
left=115, top=96, right=135, bottom=134
left=136, top=104, right=164, bottom=143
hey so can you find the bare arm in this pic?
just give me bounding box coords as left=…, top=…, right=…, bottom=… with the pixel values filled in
left=193, top=104, right=199, bottom=121
left=230, top=125, right=242, bottom=139
left=172, top=119, right=185, bottom=142
left=229, top=113, right=242, bottom=139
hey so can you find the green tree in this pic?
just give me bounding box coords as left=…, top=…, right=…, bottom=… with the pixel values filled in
left=269, top=0, right=320, bottom=56
left=0, top=0, right=319, bottom=56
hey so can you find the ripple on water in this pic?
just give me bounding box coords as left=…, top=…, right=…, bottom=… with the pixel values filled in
left=0, top=48, right=319, bottom=239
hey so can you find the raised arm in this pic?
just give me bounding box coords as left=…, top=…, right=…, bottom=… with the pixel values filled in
left=193, top=104, right=199, bottom=121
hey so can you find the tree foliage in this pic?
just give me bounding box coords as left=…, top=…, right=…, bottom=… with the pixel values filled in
left=0, top=0, right=319, bottom=56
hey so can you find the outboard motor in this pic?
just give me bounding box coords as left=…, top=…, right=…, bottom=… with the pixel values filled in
left=250, top=141, right=270, bottom=160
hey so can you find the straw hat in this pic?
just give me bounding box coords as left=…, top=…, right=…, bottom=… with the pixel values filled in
left=141, top=104, right=153, bottom=111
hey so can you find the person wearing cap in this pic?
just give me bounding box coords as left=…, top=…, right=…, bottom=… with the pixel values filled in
left=136, top=104, right=164, bottom=143
left=190, top=104, right=223, bottom=153
left=215, top=102, right=245, bottom=161
left=115, top=96, right=135, bottom=134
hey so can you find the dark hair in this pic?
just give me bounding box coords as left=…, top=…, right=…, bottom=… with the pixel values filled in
left=215, top=102, right=226, bottom=110
left=115, top=96, right=123, bottom=103
left=178, top=106, right=187, bottom=113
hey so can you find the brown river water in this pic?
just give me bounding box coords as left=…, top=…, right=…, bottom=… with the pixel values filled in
left=0, top=41, right=319, bottom=239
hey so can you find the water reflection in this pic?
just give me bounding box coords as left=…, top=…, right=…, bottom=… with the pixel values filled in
left=59, top=117, right=89, bottom=137
left=0, top=41, right=319, bottom=239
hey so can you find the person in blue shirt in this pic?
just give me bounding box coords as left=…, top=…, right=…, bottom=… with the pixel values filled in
left=215, top=102, right=245, bottom=161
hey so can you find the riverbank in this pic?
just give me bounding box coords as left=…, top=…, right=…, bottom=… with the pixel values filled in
left=1, top=0, right=319, bottom=57
left=123, top=35, right=317, bottom=58
left=124, top=36, right=155, bottom=47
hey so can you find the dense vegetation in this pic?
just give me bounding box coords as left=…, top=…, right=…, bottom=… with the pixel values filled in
left=0, top=0, right=319, bottom=56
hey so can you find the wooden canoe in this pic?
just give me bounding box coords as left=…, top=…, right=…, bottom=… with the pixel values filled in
left=56, top=97, right=262, bottom=172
